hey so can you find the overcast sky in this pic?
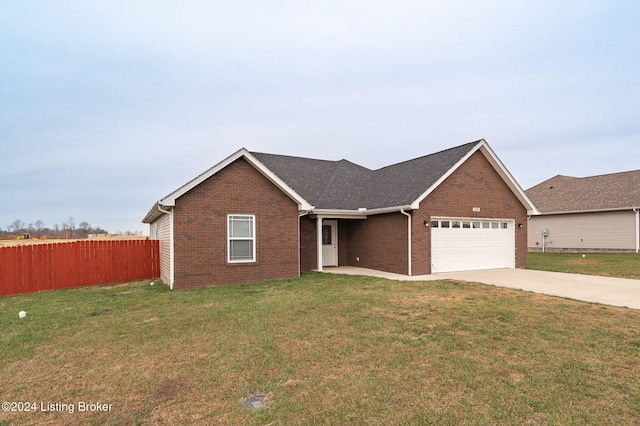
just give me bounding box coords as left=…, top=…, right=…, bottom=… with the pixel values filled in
left=1, top=1, right=638, bottom=234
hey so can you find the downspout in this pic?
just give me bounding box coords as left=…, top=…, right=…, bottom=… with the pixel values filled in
left=157, top=205, right=174, bottom=289
left=400, top=209, right=412, bottom=276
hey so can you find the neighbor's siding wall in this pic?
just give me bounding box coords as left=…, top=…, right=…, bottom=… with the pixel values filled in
left=155, top=212, right=173, bottom=286
left=528, top=210, right=636, bottom=252
left=412, top=150, right=529, bottom=275
left=172, top=158, right=300, bottom=289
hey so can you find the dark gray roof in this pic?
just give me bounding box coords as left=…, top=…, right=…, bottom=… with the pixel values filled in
left=526, top=170, right=640, bottom=213
left=252, top=141, right=479, bottom=210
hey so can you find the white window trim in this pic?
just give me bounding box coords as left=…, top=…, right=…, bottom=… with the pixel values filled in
left=227, top=214, right=256, bottom=263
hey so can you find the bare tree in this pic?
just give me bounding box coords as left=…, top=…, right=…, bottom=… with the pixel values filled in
left=77, top=221, right=91, bottom=237
left=8, top=219, right=25, bottom=233
left=63, top=217, right=76, bottom=238
left=34, top=220, right=45, bottom=236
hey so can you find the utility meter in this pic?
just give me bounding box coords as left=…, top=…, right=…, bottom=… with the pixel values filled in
left=541, top=229, right=548, bottom=237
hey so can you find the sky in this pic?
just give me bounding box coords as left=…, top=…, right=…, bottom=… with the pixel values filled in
left=1, top=1, right=639, bottom=234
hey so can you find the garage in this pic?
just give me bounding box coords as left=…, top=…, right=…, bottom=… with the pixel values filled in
left=430, top=217, right=515, bottom=273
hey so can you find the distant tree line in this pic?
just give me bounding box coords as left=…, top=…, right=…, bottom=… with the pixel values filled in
left=0, top=217, right=111, bottom=239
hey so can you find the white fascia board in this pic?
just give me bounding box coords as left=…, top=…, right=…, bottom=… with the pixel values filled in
left=158, top=148, right=313, bottom=211
left=142, top=203, right=173, bottom=224
left=478, top=141, right=540, bottom=215
left=411, top=139, right=540, bottom=215
left=310, top=209, right=368, bottom=219
left=535, top=206, right=640, bottom=216
left=311, top=205, right=414, bottom=218
left=363, top=205, right=415, bottom=215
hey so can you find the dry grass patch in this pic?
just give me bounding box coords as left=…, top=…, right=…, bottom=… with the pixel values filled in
left=1, top=274, right=640, bottom=425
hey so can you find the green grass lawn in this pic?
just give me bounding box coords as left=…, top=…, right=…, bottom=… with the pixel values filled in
left=528, top=252, right=640, bottom=279
left=1, top=274, right=640, bottom=425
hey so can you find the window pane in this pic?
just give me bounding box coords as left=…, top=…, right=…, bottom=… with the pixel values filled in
left=230, top=240, right=253, bottom=261
left=431, top=221, right=439, bottom=228
left=501, top=222, right=508, bottom=229
left=472, top=222, right=481, bottom=229
left=230, top=216, right=253, bottom=238
left=441, top=221, right=450, bottom=228
left=491, top=222, right=499, bottom=229
left=482, top=222, right=490, bottom=229
left=322, top=225, right=332, bottom=245
left=462, top=221, right=471, bottom=228
left=452, top=221, right=460, bottom=228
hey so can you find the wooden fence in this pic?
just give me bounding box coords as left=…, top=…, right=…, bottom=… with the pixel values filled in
left=0, top=239, right=160, bottom=296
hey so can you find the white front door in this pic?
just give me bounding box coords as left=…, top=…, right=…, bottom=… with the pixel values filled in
left=322, top=220, right=338, bottom=266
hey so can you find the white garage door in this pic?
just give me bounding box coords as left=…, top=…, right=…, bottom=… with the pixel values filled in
left=431, top=218, right=515, bottom=273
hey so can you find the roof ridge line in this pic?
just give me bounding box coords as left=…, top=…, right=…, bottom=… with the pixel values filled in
left=372, top=140, right=481, bottom=171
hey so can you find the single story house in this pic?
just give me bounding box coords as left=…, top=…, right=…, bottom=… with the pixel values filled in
left=142, top=139, right=537, bottom=289
left=526, top=171, right=640, bottom=253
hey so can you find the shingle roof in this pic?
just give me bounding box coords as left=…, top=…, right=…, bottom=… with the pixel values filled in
left=251, top=141, right=479, bottom=210
left=525, top=170, right=640, bottom=213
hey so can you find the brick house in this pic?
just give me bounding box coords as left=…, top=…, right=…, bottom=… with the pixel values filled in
left=142, top=139, right=537, bottom=289
left=526, top=171, right=640, bottom=253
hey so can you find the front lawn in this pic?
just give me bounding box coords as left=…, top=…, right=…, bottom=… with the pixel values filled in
left=528, top=252, right=640, bottom=279
left=1, top=274, right=640, bottom=425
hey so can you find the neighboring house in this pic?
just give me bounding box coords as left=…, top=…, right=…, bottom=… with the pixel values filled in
left=142, top=139, right=537, bottom=289
left=526, top=171, right=640, bottom=253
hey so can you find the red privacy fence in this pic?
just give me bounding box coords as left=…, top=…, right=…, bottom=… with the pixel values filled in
left=0, top=239, right=160, bottom=296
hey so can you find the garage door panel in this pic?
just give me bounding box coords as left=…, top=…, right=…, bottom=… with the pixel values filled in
left=431, top=219, right=514, bottom=273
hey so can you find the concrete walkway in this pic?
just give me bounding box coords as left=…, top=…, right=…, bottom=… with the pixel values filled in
left=323, top=266, right=640, bottom=310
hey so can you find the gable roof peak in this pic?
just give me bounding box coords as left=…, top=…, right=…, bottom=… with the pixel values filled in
left=526, top=169, right=640, bottom=213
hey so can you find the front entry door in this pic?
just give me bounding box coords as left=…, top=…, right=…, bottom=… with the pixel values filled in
left=322, top=220, right=338, bottom=267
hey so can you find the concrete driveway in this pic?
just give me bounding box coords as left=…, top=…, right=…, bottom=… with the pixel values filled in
left=324, top=267, right=640, bottom=310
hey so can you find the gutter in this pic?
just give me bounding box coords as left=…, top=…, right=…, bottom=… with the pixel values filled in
left=400, top=208, right=412, bottom=276
left=536, top=206, right=640, bottom=216
left=310, top=205, right=414, bottom=218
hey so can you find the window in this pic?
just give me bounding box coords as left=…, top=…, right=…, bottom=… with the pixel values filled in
left=228, top=215, right=255, bottom=262
left=431, top=221, right=439, bottom=228
left=441, top=221, right=450, bottom=228
left=462, top=221, right=471, bottom=229
left=482, top=222, right=490, bottom=229
left=472, top=222, right=481, bottom=229
left=491, top=222, right=499, bottom=229
left=501, top=222, right=508, bottom=229
left=322, top=225, right=332, bottom=245
left=452, top=221, right=461, bottom=228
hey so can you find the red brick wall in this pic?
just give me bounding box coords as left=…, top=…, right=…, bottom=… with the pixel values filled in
left=172, top=158, right=300, bottom=289
left=346, top=213, right=409, bottom=275
left=412, top=150, right=529, bottom=274
left=300, top=216, right=317, bottom=272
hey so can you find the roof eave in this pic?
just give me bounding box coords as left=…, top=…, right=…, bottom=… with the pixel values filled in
left=311, top=205, right=414, bottom=218
left=147, top=148, right=313, bottom=221
left=534, top=206, right=640, bottom=216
